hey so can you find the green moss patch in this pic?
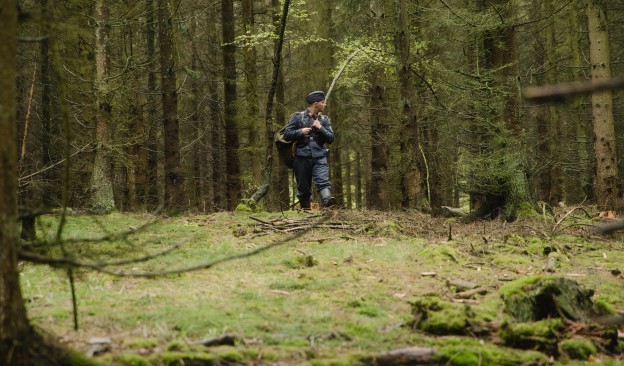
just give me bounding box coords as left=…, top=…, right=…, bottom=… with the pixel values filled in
left=559, top=338, right=597, bottom=360
left=500, top=276, right=596, bottom=322
left=499, top=318, right=565, bottom=352
left=409, top=297, right=493, bottom=336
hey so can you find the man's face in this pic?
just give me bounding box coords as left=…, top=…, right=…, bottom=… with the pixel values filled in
left=315, top=100, right=326, bottom=111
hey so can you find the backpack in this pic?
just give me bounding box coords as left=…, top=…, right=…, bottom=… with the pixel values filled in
left=274, top=111, right=305, bottom=169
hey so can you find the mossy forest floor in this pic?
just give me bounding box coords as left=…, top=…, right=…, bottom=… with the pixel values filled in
left=21, top=207, right=624, bottom=365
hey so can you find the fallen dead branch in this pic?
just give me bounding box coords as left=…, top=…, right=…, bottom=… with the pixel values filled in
left=249, top=214, right=358, bottom=233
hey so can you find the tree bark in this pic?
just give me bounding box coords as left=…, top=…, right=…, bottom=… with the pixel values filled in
left=146, top=0, right=160, bottom=209
left=587, top=0, right=621, bottom=210
left=394, top=0, right=423, bottom=210
left=159, top=0, right=185, bottom=211
left=249, top=0, right=291, bottom=205
left=222, top=0, right=241, bottom=210
left=242, top=0, right=261, bottom=183
left=0, top=0, right=34, bottom=359
left=367, top=74, right=389, bottom=210
left=90, top=0, right=115, bottom=214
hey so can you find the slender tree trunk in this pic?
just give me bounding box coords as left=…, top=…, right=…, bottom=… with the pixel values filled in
left=242, top=0, right=261, bottom=184
left=567, top=3, right=592, bottom=204
left=545, top=0, right=562, bottom=205
left=0, top=0, right=34, bottom=359
left=356, top=150, right=363, bottom=209
left=394, top=0, right=423, bottom=209
left=159, top=0, right=185, bottom=210
left=469, top=0, right=529, bottom=219
left=146, top=0, right=160, bottom=209
left=90, top=0, right=115, bottom=214
left=275, top=54, right=289, bottom=210
left=345, top=148, right=352, bottom=209
left=40, top=0, right=56, bottom=207
left=367, top=74, right=389, bottom=210
left=127, top=20, right=146, bottom=211
left=249, top=0, right=291, bottom=206
left=222, top=0, right=241, bottom=210
left=190, top=19, right=205, bottom=211
left=587, top=0, right=621, bottom=210
left=208, top=77, right=222, bottom=212
left=204, top=4, right=221, bottom=212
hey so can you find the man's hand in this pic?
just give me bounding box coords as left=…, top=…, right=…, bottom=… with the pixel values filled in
left=312, top=119, right=322, bottom=130
left=302, top=127, right=313, bottom=135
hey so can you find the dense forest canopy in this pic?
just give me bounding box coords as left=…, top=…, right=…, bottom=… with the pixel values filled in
left=12, top=0, right=624, bottom=216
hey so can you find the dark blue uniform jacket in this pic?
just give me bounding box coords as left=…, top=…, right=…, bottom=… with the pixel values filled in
left=283, top=109, right=334, bottom=158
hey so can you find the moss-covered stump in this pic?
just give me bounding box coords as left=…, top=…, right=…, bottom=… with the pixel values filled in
left=499, top=276, right=598, bottom=322
left=499, top=276, right=622, bottom=355
left=432, top=340, right=550, bottom=366
left=409, top=297, right=493, bottom=336
left=558, top=338, right=597, bottom=361
left=499, top=318, right=565, bottom=352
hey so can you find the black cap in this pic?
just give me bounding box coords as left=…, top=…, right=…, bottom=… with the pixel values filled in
left=306, top=91, right=325, bottom=104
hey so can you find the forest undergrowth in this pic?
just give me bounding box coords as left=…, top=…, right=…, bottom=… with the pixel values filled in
left=20, top=207, right=624, bottom=365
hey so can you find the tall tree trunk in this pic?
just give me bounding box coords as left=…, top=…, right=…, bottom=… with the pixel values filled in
left=90, top=0, right=115, bottom=214
left=242, top=0, right=261, bottom=184
left=394, top=0, right=423, bottom=209
left=469, top=0, right=529, bottom=219
left=159, top=0, right=185, bottom=210
left=205, top=3, right=221, bottom=212
left=567, top=3, right=592, bottom=204
left=275, top=52, right=289, bottom=210
left=40, top=0, right=57, bottom=208
left=587, top=0, right=621, bottom=210
left=208, top=76, right=222, bottom=212
left=545, top=0, right=562, bottom=205
left=0, top=1, right=34, bottom=360
left=367, top=74, right=389, bottom=210
left=249, top=0, right=291, bottom=206
left=345, top=147, right=352, bottom=209
left=356, top=150, right=363, bottom=209
left=127, top=18, right=146, bottom=212
left=190, top=19, right=205, bottom=211
left=146, top=0, right=160, bottom=209
left=222, top=0, right=241, bottom=210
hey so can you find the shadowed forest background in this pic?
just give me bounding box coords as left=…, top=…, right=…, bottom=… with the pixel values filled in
left=14, top=0, right=624, bottom=218
left=3, top=0, right=624, bottom=365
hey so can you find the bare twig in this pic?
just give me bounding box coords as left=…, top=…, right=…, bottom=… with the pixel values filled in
left=20, top=213, right=330, bottom=278
left=523, top=77, right=624, bottom=103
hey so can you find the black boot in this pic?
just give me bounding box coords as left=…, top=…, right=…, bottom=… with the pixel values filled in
left=299, top=198, right=311, bottom=211
left=319, top=188, right=335, bottom=208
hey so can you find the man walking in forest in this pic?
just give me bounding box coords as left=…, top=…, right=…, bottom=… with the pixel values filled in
left=283, top=91, right=335, bottom=210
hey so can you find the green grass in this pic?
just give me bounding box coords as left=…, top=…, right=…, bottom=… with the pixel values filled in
left=20, top=210, right=624, bottom=365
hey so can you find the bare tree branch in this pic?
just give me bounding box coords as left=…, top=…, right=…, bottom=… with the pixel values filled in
left=19, top=213, right=327, bottom=278
left=523, top=77, right=624, bottom=103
